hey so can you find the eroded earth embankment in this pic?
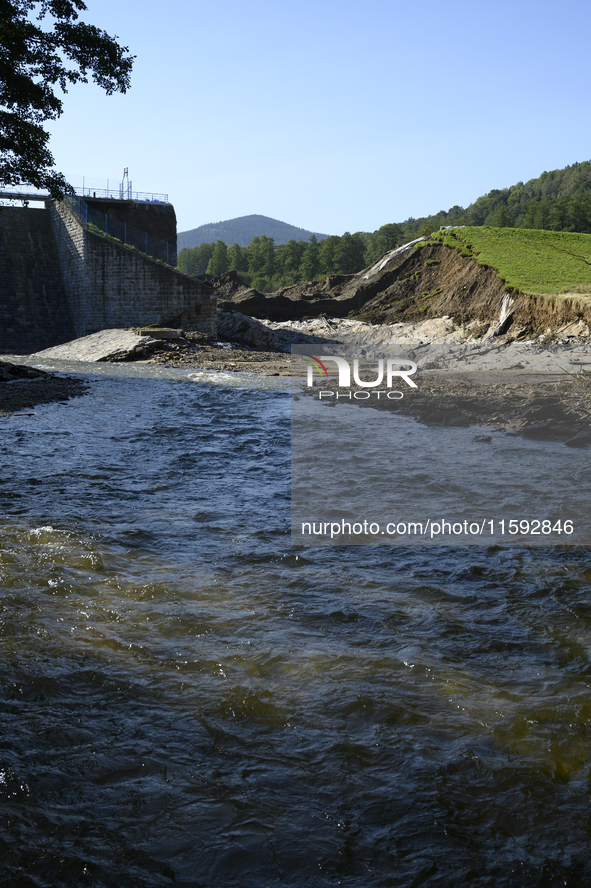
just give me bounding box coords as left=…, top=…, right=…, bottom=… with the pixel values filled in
left=215, top=240, right=591, bottom=335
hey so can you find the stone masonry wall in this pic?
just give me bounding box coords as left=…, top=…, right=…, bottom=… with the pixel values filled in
left=0, top=207, right=76, bottom=354
left=49, top=200, right=216, bottom=337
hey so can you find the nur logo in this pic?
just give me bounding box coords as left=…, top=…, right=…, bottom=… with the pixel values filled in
left=303, top=355, right=418, bottom=389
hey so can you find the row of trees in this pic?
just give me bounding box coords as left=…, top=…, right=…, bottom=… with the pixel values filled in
left=177, top=223, right=405, bottom=292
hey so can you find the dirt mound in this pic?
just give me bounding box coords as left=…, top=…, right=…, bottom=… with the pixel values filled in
left=213, top=244, right=419, bottom=321
left=215, top=271, right=360, bottom=321
left=214, top=241, right=591, bottom=334
left=352, top=242, right=507, bottom=326
left=215, top=270, right=252, bottom=300
left=357, top=242, right=591, bottom=333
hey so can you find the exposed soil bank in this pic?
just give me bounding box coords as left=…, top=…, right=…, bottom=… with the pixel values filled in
left=215, top=240, right=591, bottom=336
left=352, top=243, right=508, bottom=326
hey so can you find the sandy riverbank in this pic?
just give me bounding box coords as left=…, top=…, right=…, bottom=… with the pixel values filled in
left=306, top=368, right=591, bottom=446
left=4, top=315, right=591, bottom=430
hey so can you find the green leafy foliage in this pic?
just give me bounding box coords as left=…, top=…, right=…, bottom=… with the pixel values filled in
left=178, top=215, right=330, bottom=250
left=0, top=0, right=134, bottom=196
left=177, top=243, right=214, bottom=276
left=211, top=240, right=228, bottom=276
left=363, top=223, right=404, bottom=264
left=299, top=234, right=320, bottom=282
left=177, top=160, right=591, bottom=289
left=334, top=232, right=366, bottom=274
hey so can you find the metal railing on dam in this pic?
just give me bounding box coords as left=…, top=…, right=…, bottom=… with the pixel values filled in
left=0, top=184, right=170, bottom=203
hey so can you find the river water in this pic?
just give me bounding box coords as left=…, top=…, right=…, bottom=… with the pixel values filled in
left=1, top=362, right=591, bottom=887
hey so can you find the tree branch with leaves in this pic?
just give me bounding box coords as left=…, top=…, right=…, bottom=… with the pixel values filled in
left=0, top=0, right=134, bottom=195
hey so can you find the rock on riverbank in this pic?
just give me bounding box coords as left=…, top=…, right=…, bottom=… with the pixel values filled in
left=31, top=329, right=161, bottom=363
left=0, top=361, right=88, bottom=415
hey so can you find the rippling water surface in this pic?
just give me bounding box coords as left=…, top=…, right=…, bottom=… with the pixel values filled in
left=1, top=363, right=591, bottom=887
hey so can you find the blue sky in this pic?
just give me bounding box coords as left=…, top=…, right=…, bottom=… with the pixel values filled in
left=44, top=0, right=591, bottom=236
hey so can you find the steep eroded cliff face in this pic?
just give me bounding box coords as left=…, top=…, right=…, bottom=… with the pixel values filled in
left=215, top=241, right=591, bottom=335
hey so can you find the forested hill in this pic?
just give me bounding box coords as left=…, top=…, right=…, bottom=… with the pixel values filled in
left=403, top=159, right=591, bottom=237
left=178, top=214, right=330, bottom=250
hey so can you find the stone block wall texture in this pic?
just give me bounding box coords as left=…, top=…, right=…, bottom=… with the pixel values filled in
left=0, top=207, right=75, bottom=354
left=49, top=200, right=216, bottom=338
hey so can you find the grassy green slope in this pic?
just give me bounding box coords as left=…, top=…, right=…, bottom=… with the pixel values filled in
left=431, top=227, right=591, bottom=296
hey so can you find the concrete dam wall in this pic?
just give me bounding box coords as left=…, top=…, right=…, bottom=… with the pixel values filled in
left=0, top=200, right=216, bottom=355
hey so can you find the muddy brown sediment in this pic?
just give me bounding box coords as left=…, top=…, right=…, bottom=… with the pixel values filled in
left=353, top=243, right=509, bottom=326
left=136, top=332, right=290, bottom=375
left=308, top=370, right=591, bottom=447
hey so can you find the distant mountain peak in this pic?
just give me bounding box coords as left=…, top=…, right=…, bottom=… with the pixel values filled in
left=178, top=214, right=330, bottom=250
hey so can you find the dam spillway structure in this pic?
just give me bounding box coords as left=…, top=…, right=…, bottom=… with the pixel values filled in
left=0, top=182, right=216, bottom=354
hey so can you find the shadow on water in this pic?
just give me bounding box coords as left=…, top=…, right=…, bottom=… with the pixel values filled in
left=0, top=365, right=590, bottom=886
